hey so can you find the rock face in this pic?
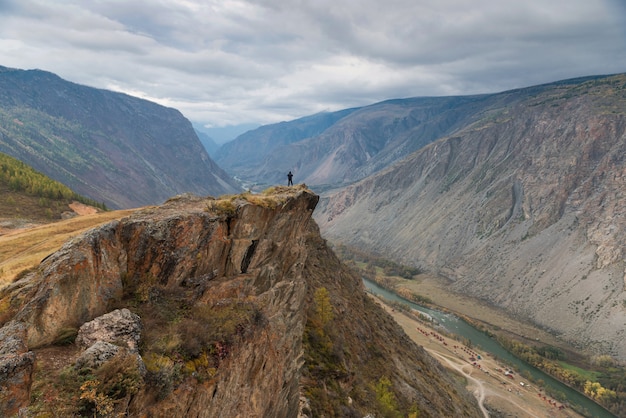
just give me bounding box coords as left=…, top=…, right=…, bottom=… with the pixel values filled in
left=0, top=321, right=34, bottom=417
left=0, top=66, right=238, bottom=209
left=75, top=340, right=124, bottom=370
left=0, top=186, right=480, bottom=417
left=317, top=74, right=626, bottom=361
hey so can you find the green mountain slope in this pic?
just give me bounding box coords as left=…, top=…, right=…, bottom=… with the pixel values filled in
left=0, top=66, right=238, bottom=209
left=0, top=152, right=105, bottom=225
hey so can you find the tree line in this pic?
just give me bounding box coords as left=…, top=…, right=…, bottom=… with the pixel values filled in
left=497, top=336, right=625, bottom=415
left=0, top=152, right=107, bottom=210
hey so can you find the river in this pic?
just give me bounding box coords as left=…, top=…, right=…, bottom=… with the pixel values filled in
left=363, top=279, right=617, bottom=418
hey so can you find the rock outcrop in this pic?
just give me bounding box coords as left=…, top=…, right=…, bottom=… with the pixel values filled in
left=75, top=340, right=125, bottom=370
left=0, top=186, right=480, bottom=417
left=76, top=308, right=142, bottom=353
left=0, top=321, right=34, bottom=417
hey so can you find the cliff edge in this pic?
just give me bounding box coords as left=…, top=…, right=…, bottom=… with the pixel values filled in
left=0, top=185, right=480, bottom=417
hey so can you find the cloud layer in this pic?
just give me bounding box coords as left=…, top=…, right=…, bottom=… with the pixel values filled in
left=1, top=0, right=625, bottom=127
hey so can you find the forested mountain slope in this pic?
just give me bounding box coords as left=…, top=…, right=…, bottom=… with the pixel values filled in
left=0, top=66, right=238, bottom=209
left=0, top=151, right=105, bottom=225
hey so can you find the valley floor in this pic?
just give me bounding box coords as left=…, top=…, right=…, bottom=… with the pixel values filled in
left=372, top=296, right=584, bottom=418
left=398, top=274, right=583, bottom=360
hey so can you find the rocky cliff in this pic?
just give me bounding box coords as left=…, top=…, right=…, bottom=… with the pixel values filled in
left=0, top=186, right=480, bottom=417
left=0, top=65, right=238, bottom=209
left=317, top=74, right=626, bottom=361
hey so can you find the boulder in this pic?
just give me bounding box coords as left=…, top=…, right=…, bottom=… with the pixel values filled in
left=74, top=340, right=121, bottom=370
left=76, top=308, right=142, bottom=353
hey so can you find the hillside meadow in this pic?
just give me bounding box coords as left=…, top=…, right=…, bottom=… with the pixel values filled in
left=0, top=209, right=136, bottom=288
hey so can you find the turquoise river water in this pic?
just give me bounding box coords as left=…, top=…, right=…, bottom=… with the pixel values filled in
left=364, top=279, right=617, bottom=418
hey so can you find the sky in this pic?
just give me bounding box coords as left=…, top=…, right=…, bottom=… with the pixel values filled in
left=1, top=0, right=625, bottom=138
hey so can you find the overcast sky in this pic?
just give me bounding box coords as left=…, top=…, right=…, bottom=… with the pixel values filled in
left=1, top=0, right=625, bottom=132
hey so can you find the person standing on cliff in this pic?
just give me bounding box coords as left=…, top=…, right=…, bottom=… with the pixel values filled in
left=287, top=171, right=293, bottom=186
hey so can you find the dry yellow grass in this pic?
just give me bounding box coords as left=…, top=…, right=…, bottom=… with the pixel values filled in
left=1, top=187, right=308, bottom=288
left=0, top=209, right=136, bottom=288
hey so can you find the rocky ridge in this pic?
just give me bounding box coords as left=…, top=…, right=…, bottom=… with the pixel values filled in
left=317, top=74, right=626, bottom=361
left=0, top=186, right=480, bottom=417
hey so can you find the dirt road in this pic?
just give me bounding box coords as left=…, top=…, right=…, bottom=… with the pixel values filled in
left=374, top=297, right=584, bottom=418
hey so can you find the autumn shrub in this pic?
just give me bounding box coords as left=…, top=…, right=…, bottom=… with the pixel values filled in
left=374, top=376, right=402, bottom=418
left=144, top=353, right=181, bottom=400
left=13, top=266, right=37, bottom=282
left=137, top=290, right=262, bottom=394
left=79, top=379, right=115, bottom=417
left=0, top=297, right=15, bottom=326
left=30, top=349, right=144, bottom=417
left=205, top=196, right=237, bottom=216
left=94, top=351, right=144, bottom=400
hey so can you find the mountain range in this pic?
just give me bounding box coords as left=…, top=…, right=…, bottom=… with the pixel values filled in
left=314, top=74, right=626, bottom=362
left=2, top=64, right=626, bottom=414
left=0, top=65, right=238, bottom=209
left=215, top=75, right=609, bottom=190
left=217, top=73, right=626, bottom=363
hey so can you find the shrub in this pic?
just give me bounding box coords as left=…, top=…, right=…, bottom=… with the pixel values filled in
left=79, top=379, right=115, bottom=417
left=0, top=297, right=15, bottom=326
left=95, top=351, right=144, bottom=400
left=375, top=376, right=402, bottom=418
left=205, top=197, right=237, bottom=216
left=13, top=266, right=37, bottom=282
left=313, top=287, right=334, bottom=328
left=144, top=353, right=181, bottom=399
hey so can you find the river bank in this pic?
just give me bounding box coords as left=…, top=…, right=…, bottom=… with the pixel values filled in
left=372, top=295, right=584, bottom=418
left=397, top=273, right=587, bottom=363
left=365, top=275, right=619, bottom=418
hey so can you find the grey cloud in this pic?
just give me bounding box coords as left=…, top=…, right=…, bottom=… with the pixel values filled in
left=0, top=0, right=624, bottom=127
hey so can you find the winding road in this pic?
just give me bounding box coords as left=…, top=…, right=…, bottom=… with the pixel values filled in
left=426, top=349, right=490, bottom=418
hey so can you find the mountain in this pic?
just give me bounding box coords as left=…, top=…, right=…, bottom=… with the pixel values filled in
left=0, top=187, right=480, bottom=417
left=215, top=76, right=609, bottom=190
left=214, top=109, right=359, bottom=188
left=0, top=151, right=106, bottom=227
left=316, top=74, right=626, bottom=362
left=0, top=66, right=239, bottom=209
left=193, top=122, right=260, bottom=145
left=193, top=129, right=220, bottom=157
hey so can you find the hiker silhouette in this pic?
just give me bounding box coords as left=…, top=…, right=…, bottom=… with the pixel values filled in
left=287, top=171, right=293, bottom=186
